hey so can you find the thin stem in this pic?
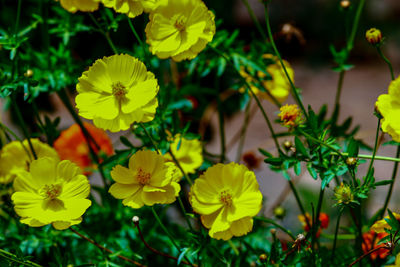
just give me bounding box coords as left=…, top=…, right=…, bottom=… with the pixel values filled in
left=332, top=71, right=345, bottom=119
left=367, top=118, right=381, bottom=176
left=263, top=4, right=308, bottom=121
left=241, top=0, right=267, bottom=41
left=0, top=249, right=42, bottom=267
left=346, top=0, right=366, bottom=51
left=168, top=148, right=193, bottom=186
left=288, top=180, right=312, bottom=231
left=70, top=228, right=144, bottom=266
left=332, top=152, right=400, bottom=163
left=177, top=195, right=193, bottom=231
left=139, top=123, right=160, bottom=153
left=311, top=188, right=325, bottom=249
left=380, top=146, right=400, bottom=219
left=254, top=216, right=296, bottom=240
left=88, top=13, right=118, bottom=54
left=127, top=18, right=146, bottom=56
left=348, top=244, right=390, bottom=267
left=216, top=91, right=226, bottom=163
left=331, top=208, right=344, bottom=261
left=236, top=98, right=252, bottom=162
left=228, top=240, right=240, bottom=256
left=133, top=220, right=193, bottom=266
left=151, top=207, right=181, bottom=251
left=376, top=46, right=395, bottom=81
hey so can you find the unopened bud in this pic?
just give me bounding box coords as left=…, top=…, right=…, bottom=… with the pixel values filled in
left=296, top=233, right=305, bottom=241
left=340, top=0, right=350, bottom=9
left=259, top=253, right=268, bottom=262
left=132, top=216, right=140, bottom=224
left=24, top=69, right=33, bottom=78
left=366, top=28, right=382, bottom=46
left=283, top=140, right=293, bottom=151
left=273, top=206, right=286, bottom=219
left=346, top=157, right=357, bottom=166
left=270, top=228, right=276, bottom=235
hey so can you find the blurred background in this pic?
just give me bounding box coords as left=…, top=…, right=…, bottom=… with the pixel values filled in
left=1, top=0, right=400, bottom=237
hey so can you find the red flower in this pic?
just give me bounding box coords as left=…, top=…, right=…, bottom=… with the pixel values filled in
left=298, top=212, right=330, bottom=237
left=54, top=123, right=114, bottom=175
left=362, top=230, right=390, bottom=260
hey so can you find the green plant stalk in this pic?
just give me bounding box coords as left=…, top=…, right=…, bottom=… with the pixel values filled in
left=168, top=148, right=193, bottom=186
left=380, top=146, right=400, bottom=219
left=254, top=216, right=296, bottom=240
left=216, top=91, right=226, bottom=163
left=367, top=118, right=381, bottom=176
left=288, top=180, right=312, bottom=231
left=11, top=95, right=37, bottom=160
left=151, top=207, right=182, bottom=254
left=235, top=98, right=252, bottom=162
left=346, top=0, right=366, bottom=52
left=177, top=195, right=193, bottom=231
left=376, top=46, right=395, bottom=83
left=228, top=240, right=240, bottom=256
left=127, top=18, right=146, bottom=56
left=311, top=187, right=325, bottom=250
left=139, top=123, right=160, bottom=154
left=332, top=152, right=400, bottom=163
left=88, top=13, right=118, bottom=54
left=0, top=249, right=43, bottom=267
left=241, top=0, right=267, bottom=41
left=332, top=71, right=345, bottom=120
left=263, top=5, right=308, bottom=121
left=331, top=208, right=344, bottom=261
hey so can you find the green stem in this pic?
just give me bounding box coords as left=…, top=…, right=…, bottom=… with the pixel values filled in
left=151, top=207, right=181, bottom=252
left=88, top=13, right=118, bottom=54
left=139, top=123, right=160, bottom=153
left=177, top=195, right=193, bottom=231
left=346, top=0, right=366, bottom=51
left=127, top=18, right=146, bottom=56
left=263, top=4, right=308, bottom=121
left=236, top=98, right=252, bottom=162
left=367, top=118, right=381, bottom=176
left=288, top=180, right=311, bottom=231
left=332, top=71, right=345, bottom=119
left=0, top=249, right=42, bottom=267
left=168, top=148, right=193, bottom=186
left=380, top=146, right=400, bottom=219
left=241, top=0, right=267, bottom=41
left=376, top=46, right=395, bottom=81
left=216, top=90, right=226, bottom=163
left=254, top=216, right=296, bottom=240
left=333, top=152, right=400, bottom=163
left=331, top=208, right=344, bottom=261
left=228, top=240, right=240, bottom=256
left=311, top=187, right=325, bottom=249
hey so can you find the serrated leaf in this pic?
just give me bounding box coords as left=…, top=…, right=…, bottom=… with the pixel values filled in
left=347, top=138, right=359, bottom=157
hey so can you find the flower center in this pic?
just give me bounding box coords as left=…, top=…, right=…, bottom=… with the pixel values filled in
left=220, top=190, right=233, bottom=206
left=137, top=168, right=151, bottom=185
left=173, top=14, right=187, bottom=31
left=39, top=184, right=62, bottom=200
left=112, top=82, right=127, bottom=99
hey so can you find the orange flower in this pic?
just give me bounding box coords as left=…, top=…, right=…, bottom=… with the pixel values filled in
left=54, top=123, right=114, bottom=175
left=362, top=230, right=390, bottom=260
left=298, top=212, right=329, bottom=236
left=278, top=104, right=302, bottom=128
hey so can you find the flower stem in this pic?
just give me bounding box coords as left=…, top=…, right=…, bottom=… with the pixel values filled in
left=367, top=118, right=381, bottom=176
left=70, top=227, right=144, bottom=266
left=311, top=187, right=325, bottom=249
left=151, top=207, right=181, bottom=252
left=139, top=123, right=160, bottom=154
left=376, top=46, right=395, bottom=82
left=216, top=89, right=226, bottom=163
left=346, top=0, right=366, bottom=52
left=0, top=249, right=42, bottom=267
left=288, top=180, right=312, bottom=232
left=177, top=195, right=193, bottom=231
left=168, top=148, right=193, bottom=186
left=241, top=0, right=267, bottom=41
left=331, top=208, right=344, bottom=261
left=332, top=70, right=345, bottom=121
left=380, top=146, right=400, bottom=219
left=127, top=18, right=146, bottom=56
left=235, top=98, right=252, bottom=162
left=254, top=216, right=296, bottom=240
left=88, top=13, right=118, bottom=54
left=228, top=240, right=240, bottom=256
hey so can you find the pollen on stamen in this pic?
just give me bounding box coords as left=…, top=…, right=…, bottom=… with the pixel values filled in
left=220, top=190, right=233, bottom=206
left=112, top=82, right=127, bottom=99
left=137, top=168, right=151, bottom=185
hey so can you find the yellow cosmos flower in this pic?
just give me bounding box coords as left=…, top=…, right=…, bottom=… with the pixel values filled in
left=239, top=54, right=293, bottom=104
left=164, top=134, right=203, bottom=175
left=145, top=0, right=216, bottom=61
left=75, top=54, right=159, bottom=132
left=11, top=157, right=92, bottom=230
left=189, top=163, right=262, bottom=240
left=371, top=212, right=400, bottom=233
left=0, top=139, right=59, bottom=184
left=101, top=0, right=158, bottom=18
left=59, top=0, right=100, bottom=13
left=375, top=76, right=400, bottom=142
left=109, top=150, right=181, bottom=208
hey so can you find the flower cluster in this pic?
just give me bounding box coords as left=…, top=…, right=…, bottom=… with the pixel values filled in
left=298, top=212, right=329, bottom=237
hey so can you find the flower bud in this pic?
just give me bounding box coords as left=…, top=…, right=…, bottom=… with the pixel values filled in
left=340, top=0, right=351, bottom=9
left=334, top=183, right=354, bottom=205
left=273, top=206, right=286, bottom=219
left=278, top=104, right=303, bottom=128
left=24, top=69, right=34, bottom=78
left=346, top=157, right=357, bottom=166
left=132, top=216, right=140, bottom=224
left=365, top=28, right=382, bottom=46
left=283, top=140, right=293, bottom=151
left=259, top=253, right=268, bottom=262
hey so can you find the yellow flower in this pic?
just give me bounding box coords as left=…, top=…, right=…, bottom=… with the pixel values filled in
left=145, top=0, right=216, bottom=61
left=365, top=28, right=382, bottom=45
left=0, top=139, right=59, bottom=184
left=101, top=0, right=158, bottom=18
left=59, top=0, right=100, bottom=13
left=11, top=157, right=91, bottom=230
left=189, top=163, right=263, bottom=240
left=239, top=54, right=293, bottom=104
left=164, top=134, right=203, bottom=175
left=278, top=104, right=302, bottom=127
left=376, top=76, right=400, bottom=142
left=75, top=54, right=159, bottom=132
left=371, top=212, right=400, bottom=233
left=109, top=150, right=181, bottom=208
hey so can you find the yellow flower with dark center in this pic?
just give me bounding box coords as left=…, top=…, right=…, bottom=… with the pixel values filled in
left=59, top=0, right=100, bottom=13
left=0, top=139, right=59, bottom=184
left=239, top=54, right=293, bottom=104
left=278, top=104, right=302, bottom=127
left=75, top=54, right=159, bottom=132
left=11, top=157, right=91, bottom=230
left=189, top=163, right=262, bottom=240
left=145, top=0, right=216, bottom=61
left=109, top=150, right=181, bottom=208
left=101, top=0, right=158, bottom=18
left=375, top=76, right=400, bottom=142
left=164, top=134, right=203, bottom=175
left=371, top=212, right=400, bottom=233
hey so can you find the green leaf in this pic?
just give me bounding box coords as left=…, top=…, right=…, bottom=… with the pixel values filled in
left=385, top=209, right=400, bottom=231
left=347, top=138, right=359, bottom=157
left=294, top=161, right=301, bottom=176
left=307, top=164, right=318, bottom=180
left=258, top=148, right=272, bottom=158
left=264, top=158, right=283, bottom=166
left=295, top=136, right=308, bottom=157
left=120, top=136, right=134, bottom=148
left=374, top=180, right=393, bottom=187
left=307, top=105, right=318, bottom=131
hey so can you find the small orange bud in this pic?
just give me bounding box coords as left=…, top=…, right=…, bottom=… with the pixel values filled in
left=365, top=28, right=382, bottom=46
left=259, top=254, right=268, bottom=262
left=346, top=157, right=357, bottom=166
left=340, top=0, right=351, bottom=9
